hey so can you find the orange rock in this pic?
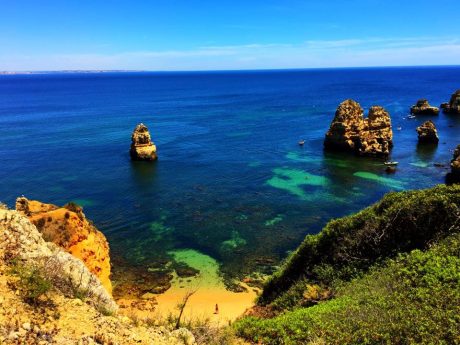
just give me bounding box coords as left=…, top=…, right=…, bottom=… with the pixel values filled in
left=15, top=197, right=112, bottom=294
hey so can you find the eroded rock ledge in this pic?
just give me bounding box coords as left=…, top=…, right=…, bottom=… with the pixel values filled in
left=0, top=207, right=117, bottom=314
left=324, top=99, right=393, bottom=157
left=16, top=197, right=112, bottom=294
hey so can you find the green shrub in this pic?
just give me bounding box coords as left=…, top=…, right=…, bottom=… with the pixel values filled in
left=260, top=184, right=460, bottom=306
left=10, top=261, right=52, bottom=304
left=235, top=235, right=460, bottom=344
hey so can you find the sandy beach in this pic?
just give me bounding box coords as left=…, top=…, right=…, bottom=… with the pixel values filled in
left=154, top=249, right=258, bottom=323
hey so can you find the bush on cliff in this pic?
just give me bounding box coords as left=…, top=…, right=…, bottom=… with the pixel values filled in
left=9, top=260, right=52, bottom=305
left=235, top=233, right=460, bottom=344
left=259, top=184, right=460, bottom=306
left=234, top=185, right=460, bottom=344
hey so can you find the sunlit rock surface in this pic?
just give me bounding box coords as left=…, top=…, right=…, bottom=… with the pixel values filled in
left=324, top=99, right=393, bottom=157
left=416, top=120, right=439, bottom=143
left=130, top=123, right=158, bottom=161
left=15, top=197, right=112, bottom=294
left=410, top=99, right=439, bottom=115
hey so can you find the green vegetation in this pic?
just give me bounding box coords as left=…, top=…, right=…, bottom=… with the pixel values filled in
left=260, top=184, right=460, bottom=305
left=234, top=184, right=460, bottom=344
left=235, top=236, right=460, bottom=344
left=9, top=260, right=52, bottom=304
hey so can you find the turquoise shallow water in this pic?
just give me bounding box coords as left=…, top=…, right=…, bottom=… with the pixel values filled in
left=1, top=67, right=459, bottom=280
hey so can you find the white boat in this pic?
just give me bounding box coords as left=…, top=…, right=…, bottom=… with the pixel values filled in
left=384, top=161, right=399, bottom=166
left=298, top=140, right=305, bottom=146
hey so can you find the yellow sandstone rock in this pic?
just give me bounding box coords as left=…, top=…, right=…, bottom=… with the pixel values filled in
left=130, top=123, right=158, bottom=161
left=324, top=99, right=393, bottom=157
left=15, top=197, right=112, bottom=294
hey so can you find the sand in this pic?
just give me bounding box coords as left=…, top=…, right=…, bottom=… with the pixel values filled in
left=154, top=249, right=258, bottom=323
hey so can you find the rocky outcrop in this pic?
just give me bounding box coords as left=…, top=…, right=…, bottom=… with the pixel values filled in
left=324, top=100, right=393, bottom=157
left=410, top=99, right=439, bottom=115
left=0, top=209, right=196, bottom=344
left=15, top=197, right=112, bottom=294
left=359, top=106, right=393, bottom=156
left=416, top=120, right=439, bottom=143
left=130, top=123, right=157, bottom=161
left=324, top=99, right=365, bottom=152
left=449, top=145, right=460, bottom=181
left=0, top=208, right=117, bottom=314
left=441, top=90, right=460, bottom=114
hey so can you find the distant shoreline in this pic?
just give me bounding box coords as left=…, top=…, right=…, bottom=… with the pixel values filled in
left=0, top=70, right=146, bottom=75
left=2, top=64, right=460, bottom=75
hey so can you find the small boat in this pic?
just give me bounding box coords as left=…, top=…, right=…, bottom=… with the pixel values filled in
left=298, top=140, right=305, bottom=146
left=397, top=127, right=402, bottom=131
left=408, top=115, right=416, bottom=119
left=384, top=161, right=399, bottom=166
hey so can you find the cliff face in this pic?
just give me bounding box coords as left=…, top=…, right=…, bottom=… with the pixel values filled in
left=324, top=100, right=393, bottom=157
left=130, top=123, right=158, bottom=161
left=0, top=207, right=195, bottom=344
left=15, top=197, right=112, bottom=294
left=0, top=208, right=117, bottom=314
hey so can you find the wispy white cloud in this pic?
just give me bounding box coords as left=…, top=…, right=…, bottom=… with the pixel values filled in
left=2, top=36, right=460, bottom=71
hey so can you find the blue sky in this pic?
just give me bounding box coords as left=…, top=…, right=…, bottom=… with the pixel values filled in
left=1, top=0, right=459, bottom=71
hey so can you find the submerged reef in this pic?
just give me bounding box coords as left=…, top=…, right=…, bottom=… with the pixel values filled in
left=130, top=123, right=158, bottom=161
left=410, top=99, right=439, bottom=115
left=324, top=99, right=393, bottom=157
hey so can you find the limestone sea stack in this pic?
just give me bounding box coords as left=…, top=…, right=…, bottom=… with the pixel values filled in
left=324, top=99, right=393, bottom=157
left=360, top=106, right=393, bottom=156
left=416, top=120, right=439, bottom=144
left=15, top=197, right=113, bottom=294
left=441, top=90, right=460, bottom=114
left=410, top=99, right=439, bottom=115
left=130, top=123, right=157, bottom=161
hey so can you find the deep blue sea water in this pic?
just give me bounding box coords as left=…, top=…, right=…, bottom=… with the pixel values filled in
left=1, top=67, right=459, bottom=280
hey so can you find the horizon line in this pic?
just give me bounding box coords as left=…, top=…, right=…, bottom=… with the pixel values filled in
left=2, top=64, right=460, bottom=75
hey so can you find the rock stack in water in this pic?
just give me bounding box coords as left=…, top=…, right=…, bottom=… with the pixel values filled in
left=416, top=120, right=439, bottom=143
left=441, top=90, right=460, bottom=114
left=130, top=123, right=157, bottom=161
left=410, top=99, right=439, bottom=115
left=324, top=99, right=393, bottom=157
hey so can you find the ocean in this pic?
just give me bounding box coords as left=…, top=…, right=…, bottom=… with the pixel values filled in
left=1, top=67, right=459, bottom=284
